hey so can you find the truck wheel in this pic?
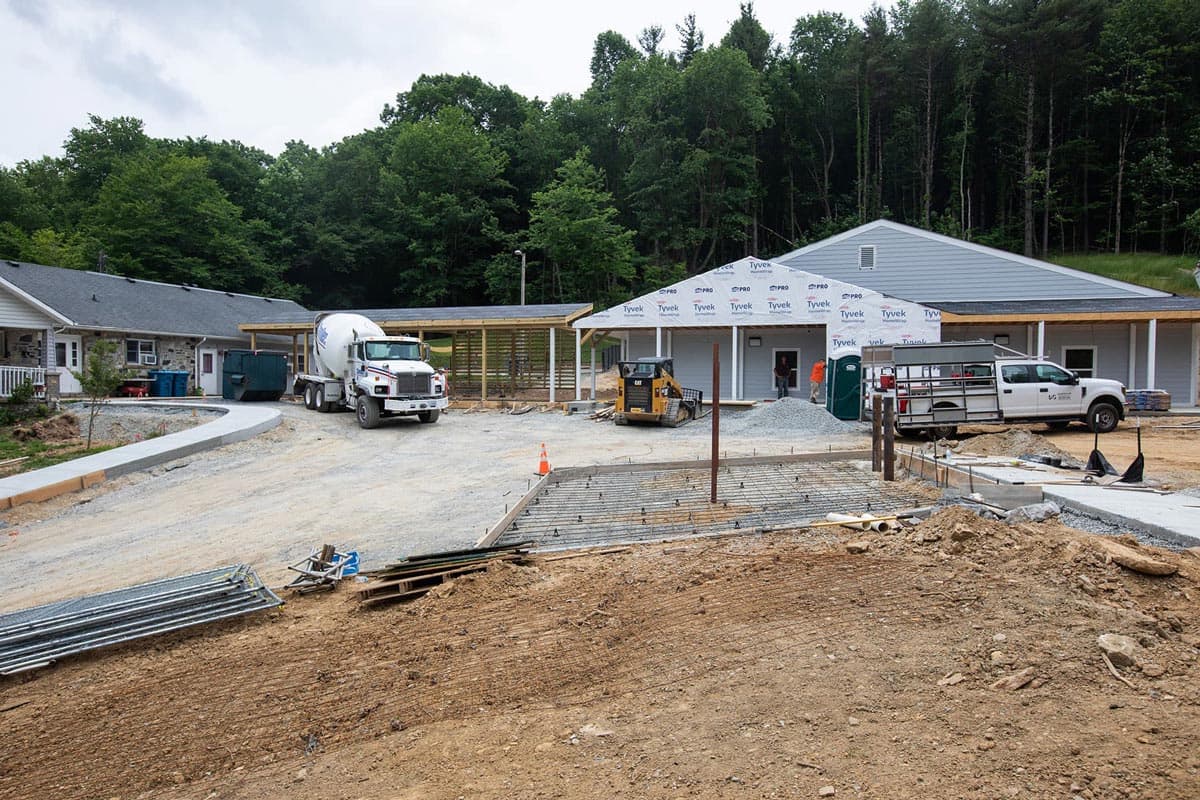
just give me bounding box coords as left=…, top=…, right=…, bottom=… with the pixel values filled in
left=1087, top=402, right=1120, bottom=434
left=315, top=385, right=329, bottom=412
left=928, top=424, right=958, bottom=440
left=303, top=383, right=317, bottom=410
left=357, top=395, right=381, bottom=428
left=418, top=409, right=440, bottom=424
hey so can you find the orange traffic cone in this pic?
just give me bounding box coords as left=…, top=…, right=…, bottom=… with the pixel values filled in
left=536, top=443, right=551, bottom=476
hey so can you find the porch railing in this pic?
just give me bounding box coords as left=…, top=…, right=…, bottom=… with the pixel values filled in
left=0, top=366, right=47, bottom=398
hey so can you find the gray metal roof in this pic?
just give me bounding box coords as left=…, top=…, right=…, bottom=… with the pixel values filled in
left=774, top=220, right=1170, bottom=302
left=0, top=259, right=308, bottom=338
left=246, top=303, right=593, bottom=327
left=931, top=297, right=1200, bottom=315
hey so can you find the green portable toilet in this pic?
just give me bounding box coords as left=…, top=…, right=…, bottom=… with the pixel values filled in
left=222, top=350, right=288, bottom=401
left=825, top=353, right=862, bottom=420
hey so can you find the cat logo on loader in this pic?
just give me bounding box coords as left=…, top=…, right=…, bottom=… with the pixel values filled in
left=614, top=358, right=703, bottom=427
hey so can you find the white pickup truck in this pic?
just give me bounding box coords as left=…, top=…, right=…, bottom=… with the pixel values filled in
left=862, top=341, right=1127, bottom=438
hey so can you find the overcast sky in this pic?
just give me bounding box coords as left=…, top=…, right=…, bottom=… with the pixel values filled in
left=1, top=0, right=879, bottom=167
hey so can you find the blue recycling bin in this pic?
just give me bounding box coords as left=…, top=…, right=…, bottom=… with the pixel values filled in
left=171, top=370, right=189, bottom=397
left=148, top=370, right=173, bottom=397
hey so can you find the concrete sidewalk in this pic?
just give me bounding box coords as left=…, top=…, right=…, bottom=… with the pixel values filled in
left=0, top=401, right=282, bottom=509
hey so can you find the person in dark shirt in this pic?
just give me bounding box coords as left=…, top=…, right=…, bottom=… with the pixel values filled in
left=774, top=357, right=790, bottom=399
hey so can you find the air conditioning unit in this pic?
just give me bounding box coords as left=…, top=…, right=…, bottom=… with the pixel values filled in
left=140, top=353, right=158, bottom=366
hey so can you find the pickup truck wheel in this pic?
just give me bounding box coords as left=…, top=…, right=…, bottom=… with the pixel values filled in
left=357, top=395, right=381, bottom=428
left=928, top=424, right=958, bottom=440
left=315, top=385, right=330, bottom=413
left=417, top=409, right=440, bottom=424
left=1087, top=402, right=1120, bottom=434
left=303, top=383, right=317, bottom=410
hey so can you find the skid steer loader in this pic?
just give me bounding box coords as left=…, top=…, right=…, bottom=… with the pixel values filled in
left=614, top=357, right=703, bottom=427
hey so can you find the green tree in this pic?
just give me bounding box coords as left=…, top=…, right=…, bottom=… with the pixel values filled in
left=521, top=150, right=637, bottom=308
left=72, top=338, right=128, bottom=448
left=721, top=2, right=773, bottom=71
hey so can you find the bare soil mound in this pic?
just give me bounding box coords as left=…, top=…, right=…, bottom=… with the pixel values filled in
left=10, top=412, right=79, bottom=442
left=955, top=428, right=1073, bottom=459
left=2, top=508, right=1197, bottom=800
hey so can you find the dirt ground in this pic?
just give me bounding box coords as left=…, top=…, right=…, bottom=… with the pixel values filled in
left=1, top=409, right=1198, bottom=799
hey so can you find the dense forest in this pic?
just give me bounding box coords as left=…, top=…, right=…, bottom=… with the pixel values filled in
left=1, top=0, right=1198, bottom=310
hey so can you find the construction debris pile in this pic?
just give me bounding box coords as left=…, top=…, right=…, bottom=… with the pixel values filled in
left=358, top=542, right=532, bottom=607
left=0, top=564, right=280, bottom=675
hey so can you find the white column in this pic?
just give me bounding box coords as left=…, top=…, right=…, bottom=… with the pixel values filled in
left=574, top=327, right=581, bottom=401
left=590, top=343, right=596, bottom=401
left=1036, top=320, right=1046, bottom=360
left=548, top=327, right=556, bottom=403
left=1190, top=323, right=1199, bottom=407
left=1147, top=318, right=1158, bottom=389
left=1128, top=323, right=1137, bottom=390
left=655, top=327, right=662, bottom=357
left=620, top=333, right=627, bottom=361
left=667, top=330, right=673, bottom=357
left=731, top=326, right=738, bottom=401
left=1026, top=324, right=1034, bottom=358
left=43, top=327, right=56, bottom=369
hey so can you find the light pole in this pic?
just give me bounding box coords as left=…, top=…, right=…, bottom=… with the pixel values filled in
left=513, top=249, right=527, bottom=305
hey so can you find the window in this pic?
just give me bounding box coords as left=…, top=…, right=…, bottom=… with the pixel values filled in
left=126, top=338, right=157, bottom=365
left=1061, top=347, right=1096, bottom=379
left=858, top=244, right=876, bottom=270
left=1035, top=364, right=1075, bottom=385
left=1001, top=365, right=1031, bottom=384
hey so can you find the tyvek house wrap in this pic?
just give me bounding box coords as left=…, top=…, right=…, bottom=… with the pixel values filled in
left=574, top=257, right=941, bottom=354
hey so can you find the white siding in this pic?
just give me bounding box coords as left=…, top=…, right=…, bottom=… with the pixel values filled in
left=741, top=327, right=824, bottom=400
left=0, top=286, right=56, bottom=328
left=670, top=332, right=729, bottom=400
left=1155, top=323, right=1194, bottom=402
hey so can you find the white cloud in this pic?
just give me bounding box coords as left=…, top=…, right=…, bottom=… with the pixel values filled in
left=0, top=0, right=879, bottom=166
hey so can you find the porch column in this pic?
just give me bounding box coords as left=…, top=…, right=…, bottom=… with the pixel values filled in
left=1026, top=325, right=1034, bottom=358
left=548, top=327, right=556, bottom=403
left=1036, top=320, right=1045, bottom=360
left=1191, top=323, right=1199, bottom=407
left=1128, top=324, right=1137, bottom=390
left=481, top=327, right=488, bottom=401
left=250, top=332, right=257, bottom=350
left=655, top=327, right=662, bottom=357
left=291, top=335, right=298, bottom=384
left=590, top=342, right=596, bottom=401
left=731, top=326, right=738, bottom=401
left=43, top=327, right=56, bottom=369
left=1147, top=318, right=1158, bottom=389
left=303, top=331, right=310, bottom=373
left=667, top=330, right=673, bottom=357
left=575, top=327, right=582, bottom=401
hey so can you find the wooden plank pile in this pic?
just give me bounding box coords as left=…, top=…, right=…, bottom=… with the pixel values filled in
left=589, top=404, right=615, bottom=421
left=357, top=541, right=534, bottom=607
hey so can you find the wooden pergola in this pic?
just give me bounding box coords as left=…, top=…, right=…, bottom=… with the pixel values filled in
left=239, top=303, right=593, bottom=402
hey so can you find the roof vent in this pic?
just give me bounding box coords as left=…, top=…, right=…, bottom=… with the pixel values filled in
left=6, top=260, right=18, bottom=267
left=858, top=245, right=876, bottom=271
left=92, top=293, right=98, bottom=302
left=226, top=292, right=234, bottom=297
left=180, top=284, right=191, bottom=291
left=264, top=298, right=272, bottom=303
left=125, top=277, right=136, bottom=283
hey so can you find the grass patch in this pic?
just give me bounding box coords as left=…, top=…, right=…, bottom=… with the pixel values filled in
left=0, top=432, right=116, bottom=473
left=1050, top=253, right=1200, bottom=295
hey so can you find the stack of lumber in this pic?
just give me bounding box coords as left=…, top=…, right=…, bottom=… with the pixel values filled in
left=589, top=404, right=615, bottom=421
left=357, top=542, right=533, bottom=607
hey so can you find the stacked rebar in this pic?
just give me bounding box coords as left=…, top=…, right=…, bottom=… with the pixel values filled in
left=0, top=565, right=281, bottom=675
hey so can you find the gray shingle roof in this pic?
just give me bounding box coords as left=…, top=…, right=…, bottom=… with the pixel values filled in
left=0, top=259, right=307, bottom=338
left=931, top=297, right=1200, bottom=315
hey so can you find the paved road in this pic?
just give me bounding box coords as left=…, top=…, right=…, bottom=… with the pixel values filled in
left=0, top=402, right=869, bottom=611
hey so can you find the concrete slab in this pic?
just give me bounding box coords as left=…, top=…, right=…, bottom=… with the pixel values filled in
left=903, top=453, right=1200, bottom=548
left=0, top=401, right=282, bottom=508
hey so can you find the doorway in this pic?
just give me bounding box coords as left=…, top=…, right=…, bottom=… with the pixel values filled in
left=198, top=348, right=220, bottom=396
left=771, top=348, right=799, bottom=396
left=56, top=334, right=82, bottom=394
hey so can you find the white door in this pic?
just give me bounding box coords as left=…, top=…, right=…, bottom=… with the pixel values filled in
left=1033, top=362, right=1083, bottom=416
left=999, top=364, right=1038, bottom=415
left=56, top=335, right=82, bottom=394
left=198, top=348, right=221, bottom=396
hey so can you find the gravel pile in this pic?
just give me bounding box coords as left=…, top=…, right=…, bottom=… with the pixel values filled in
left=719, top=398, right=866, bottom=436
left=65, top=403, right=224, bottom=444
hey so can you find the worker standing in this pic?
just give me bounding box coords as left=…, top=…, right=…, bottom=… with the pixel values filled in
left=774, top=357, right=791, bottom=399
left=809, top=359, right=826, bottom=404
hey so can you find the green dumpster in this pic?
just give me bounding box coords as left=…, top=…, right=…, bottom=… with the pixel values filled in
left=825, top=354, right=862, bottom=421
left=222, top=350, right=287, bottom=401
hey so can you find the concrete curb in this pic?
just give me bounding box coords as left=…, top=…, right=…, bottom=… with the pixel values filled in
left=0, top=401, right=282, bottom=509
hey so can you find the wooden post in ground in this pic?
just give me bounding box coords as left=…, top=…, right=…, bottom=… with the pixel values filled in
left=711, top=342, right=720, bottom=503
left=481, top=327, right=488, bottom=402
left=883, top=396, right=896, bottom=482
left=871, top=393, right=883, bottom=472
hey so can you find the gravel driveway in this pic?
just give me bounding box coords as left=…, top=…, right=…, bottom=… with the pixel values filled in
left=0, top=399, right=869, bottom=611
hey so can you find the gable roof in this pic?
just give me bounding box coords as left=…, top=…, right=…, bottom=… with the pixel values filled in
left=773, top=220, right=1169, bottom=302
left=0, top=259, right=307, bottom=339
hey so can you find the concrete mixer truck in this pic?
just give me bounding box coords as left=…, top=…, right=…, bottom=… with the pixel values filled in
left=293, top=313, right=448, bottom=429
